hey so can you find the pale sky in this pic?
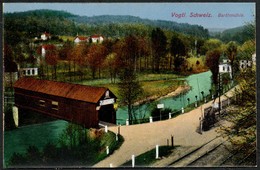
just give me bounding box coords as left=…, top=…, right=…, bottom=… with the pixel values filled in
left=3, top=2, right=255, bottom=29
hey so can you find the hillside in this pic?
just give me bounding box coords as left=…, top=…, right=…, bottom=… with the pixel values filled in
left=71, top=15, right=209, bottom=38
left=212, top=25, right=255, bottom=44
left=4, top=9, right=209, bottom=40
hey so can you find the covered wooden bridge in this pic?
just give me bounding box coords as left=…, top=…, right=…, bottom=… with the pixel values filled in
left=13, top=77, right=117, bottom=128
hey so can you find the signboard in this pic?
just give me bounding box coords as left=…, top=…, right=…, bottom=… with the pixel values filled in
left=157, top=104, right=164, bottom=109
left=100, top=98, right=115, bottom=106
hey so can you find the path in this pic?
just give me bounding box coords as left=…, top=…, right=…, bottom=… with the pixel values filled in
left=93, top=88, right=236, bottom=167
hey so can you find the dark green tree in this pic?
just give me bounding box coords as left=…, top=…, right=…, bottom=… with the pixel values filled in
left=118, top=68, right=143, bottom=124
left=170, top=34, right=187, bottom=71
left=151, top=28, right=167, bottom=72
left=225, top=41, right=238, bottom=78
left=205, top=49, right=221, bottom=85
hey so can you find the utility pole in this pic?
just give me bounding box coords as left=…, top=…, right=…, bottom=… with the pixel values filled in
left=218, top=73, right=221, bottom=114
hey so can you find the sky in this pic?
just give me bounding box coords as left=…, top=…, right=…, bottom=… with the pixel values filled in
left=3, top=2, right=255, bottom=29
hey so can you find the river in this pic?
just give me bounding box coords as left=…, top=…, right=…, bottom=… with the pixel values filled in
left=4, top=71, right=212, bottom=166
left=116, top=71, right=212, bottom=124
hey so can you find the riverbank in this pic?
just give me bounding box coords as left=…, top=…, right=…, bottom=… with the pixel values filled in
left=134, top=85, right=190, bottom=106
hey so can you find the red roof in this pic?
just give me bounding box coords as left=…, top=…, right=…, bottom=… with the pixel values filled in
left=75, top=36, right=89, bottom=41
left=42, top=44, right=56, bottom=50
left=91, top=35, right=104, bottom=38
left=42, top=32, right=51, bottom=36
left=14, top=77, right=115, bottom=103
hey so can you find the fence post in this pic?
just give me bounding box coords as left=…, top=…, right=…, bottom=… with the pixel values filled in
left=195, top=102, right=198, bottom=107
left=116, top=133, right=118, bottom=141
left=182, top=107, right=184, bottom=114
left=126, top=119, right=129, bottom=126
left=12, top=106, right=19, bottom=127
left=106, top=146, right=109, bottom=155
left=105, top=125, right=108, bottom=133
left=169, top=112, right=172, bottom=119
left=171, top=135, right=174, bottom=147
left=149, top=116, right=153, bottom=123
left=212, top=94, right=214, bottom=99
left=118, top=125, right=121, bottom=135
left=109, top=163, right=113, bottom=168
left=132, top=155, right=135, bottom=167
left=156, top=145, right=159, bottom=159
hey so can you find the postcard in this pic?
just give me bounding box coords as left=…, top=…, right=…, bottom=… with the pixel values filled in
left=2, top=1, right=257, bottom=168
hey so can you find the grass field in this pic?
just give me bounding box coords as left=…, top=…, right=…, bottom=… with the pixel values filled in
left=79, top=73, right=186, bottom=104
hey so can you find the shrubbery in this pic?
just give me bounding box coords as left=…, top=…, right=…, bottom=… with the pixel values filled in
left=8, top=123, right=124, bottom=167
left=151, top=107, right=181, bottom=121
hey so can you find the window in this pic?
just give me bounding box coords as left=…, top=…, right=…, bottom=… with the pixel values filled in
left=27, top=70, right=31, bottom=75
left=32, top=69, right=35, bottom=75
left=39, top=100, right=46, bottom=107
left=227, top=66, right=230, bottom=71
left=223, top=66, right=225, bottom=71
left=52, top=101, right=59, bottom=110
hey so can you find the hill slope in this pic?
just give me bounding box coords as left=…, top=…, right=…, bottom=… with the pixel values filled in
left=4, top=9, right=209, bottom=38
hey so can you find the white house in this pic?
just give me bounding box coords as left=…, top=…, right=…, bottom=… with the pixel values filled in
left=41, top=32, right=51, bottom=41
left=74, top=35, right=89, bottom=44
left=19, top=68, right=38, bottom=77
left=90, top=35, right=104, bottom=43
left=219, top=58, right=232, bottom=79
left=252, top=53, right=256, bottom=65
left=239, top=60, right=252, bottom=69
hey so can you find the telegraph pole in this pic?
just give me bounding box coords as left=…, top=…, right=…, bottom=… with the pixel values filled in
left=218, top=73, right=221, bottom=114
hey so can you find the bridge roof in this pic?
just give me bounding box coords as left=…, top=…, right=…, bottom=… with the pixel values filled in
left=14, top=77, right=116, bottom=103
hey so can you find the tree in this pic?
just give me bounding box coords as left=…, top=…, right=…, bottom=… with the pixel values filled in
left=124, top=35, right=139, bottom=72
left=205, top=49, right=221, bottom=86
left=220, top=67, right=256, bottom=165
left=151, top=28, right=167, bottom=72
left=170, top=34, right=187, bottom=71
left=87, top=44, right=108, bottom=79
left=118, top=68, right=143, bottom=124
left=45, top=49, right=58, bottom=80
left=201, top=38, right=222, bottom=55
left=225, top=41, right=238, bottom=78
left=104, top=53, right=118, bottom=83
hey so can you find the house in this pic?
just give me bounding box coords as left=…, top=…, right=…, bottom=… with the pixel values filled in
left=13, top=77, right=117, bottom=128
left=239, top=60, right=252, bottom=69
left=74, top=35, right=89, bottom=44
left=19, top=68, right=38, bottom=77
left=90, top=35, right=104, bottom=43
left=41, top=44, right=56, bottom=57
left=41, top=32, right=51, bottom=41
left=219, top=57, right=232, bottom=79
left=252, top=53, right=256, bottom=65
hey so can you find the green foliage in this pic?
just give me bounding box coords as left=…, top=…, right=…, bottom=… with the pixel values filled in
left=170, top=34, right=187, bottom=72
left=8, top=123, right=124, bottom=166
left=205, top=49, right=221, bottom=85
left=151, top=28, right=167, bottom=72
left=118, top=68, right=144, bottom=124
left=151, top=107, right=177, bottom=121
left=213, top=23, right=255, bottom=44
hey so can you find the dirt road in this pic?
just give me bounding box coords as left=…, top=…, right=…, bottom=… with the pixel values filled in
left=93, top=88, right=235, bottom=167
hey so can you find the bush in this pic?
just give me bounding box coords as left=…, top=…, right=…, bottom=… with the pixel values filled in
left=8, top=123, right=124, bottom=167
left=151, top=107, right=173, bottom=121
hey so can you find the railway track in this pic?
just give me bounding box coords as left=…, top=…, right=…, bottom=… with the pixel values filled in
left=168, top=136, right=225, bottom=167
left=168, top=137, right=255, bottom=167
